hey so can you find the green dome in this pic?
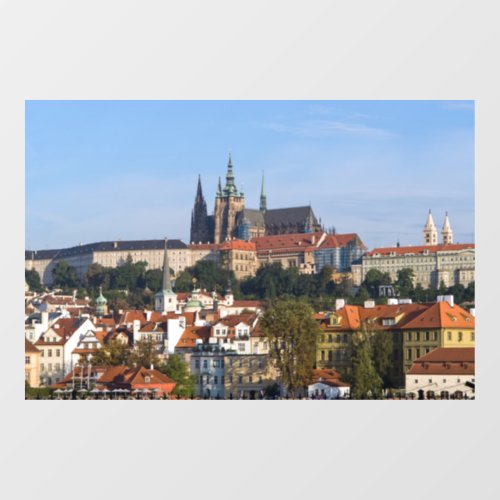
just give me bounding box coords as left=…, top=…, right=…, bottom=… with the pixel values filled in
left=95, top=287, right=107, bottom=305
left=185, top=299, right=203, bottom=308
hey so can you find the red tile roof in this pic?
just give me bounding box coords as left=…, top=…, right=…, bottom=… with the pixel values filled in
left=407, top=348, right=474, bottom=375
left=252, top=232, right=324, bottom=254
left=25, top=338, right=40, bottom=353
left=366, top=243, right=474, bottom=257
left=231, top=300, right=262, bottom=309
left=219, top=239, right=256, bottom=251
left=176, top=326, right=211, bottom=348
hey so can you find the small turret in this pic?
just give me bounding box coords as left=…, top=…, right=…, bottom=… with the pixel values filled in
left=441, top=212, right=453, bottom=244
left=423, top=209, right=438, bottom=246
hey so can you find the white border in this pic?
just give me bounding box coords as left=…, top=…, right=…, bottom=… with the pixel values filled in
left=1, top=1, right=498, bottom=499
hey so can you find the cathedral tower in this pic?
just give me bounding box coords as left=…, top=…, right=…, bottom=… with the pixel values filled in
left=423, top=209, right=438, bottom=246
left=190, top=175, right=211, bottom=244
left=213, top=154, right=245, bottom=243
left=441, top=212, right=453, bottom=244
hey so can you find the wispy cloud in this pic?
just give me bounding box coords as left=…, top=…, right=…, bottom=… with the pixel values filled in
left=260, top=119, right=395, bottom=139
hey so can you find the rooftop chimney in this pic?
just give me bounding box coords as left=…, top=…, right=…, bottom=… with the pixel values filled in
left=437, top=295, right=454, bottom=307
left=364, top=300, right=375, bottom=309
left=335, top=299, right=345, bottom=311
left=470, top=307, right=475, bottom=317
left=387, top=298, right=398, bottom=305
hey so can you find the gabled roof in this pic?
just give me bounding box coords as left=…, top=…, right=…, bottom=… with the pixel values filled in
left=252, top=232, right=324, bottom=254
left=117, top=310, right=147, bottom=325
left=400, top=301, right=475, bottom=330
left=175, top=326, right=211, bottom=349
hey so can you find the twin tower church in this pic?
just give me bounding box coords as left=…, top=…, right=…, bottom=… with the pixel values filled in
left=190, top=155, right=323, bottom=244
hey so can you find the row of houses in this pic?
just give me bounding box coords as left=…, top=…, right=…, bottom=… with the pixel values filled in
left=25, top=287, right=475, bottom=399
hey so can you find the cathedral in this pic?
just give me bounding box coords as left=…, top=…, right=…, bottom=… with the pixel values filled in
left=190, top=155, right=323, bottom=244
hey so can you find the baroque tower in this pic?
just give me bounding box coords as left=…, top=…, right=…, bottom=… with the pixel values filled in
left=441, top=212, right=453, bottom=244
left=190, top=175, right=211, bottom=244
left=423, top=209, right=438, bottom=246
left=213, top=154, right=245, bottom=243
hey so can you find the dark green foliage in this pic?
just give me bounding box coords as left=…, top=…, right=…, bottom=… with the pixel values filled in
left=174, top=260, right=237, bottom=294
left=52, top=260, right=79, bottom=288
left=346, top=332, right=383, bottom=399
left=395, top=268, right=414, bottom=298
left=25, top=381, right=53, bottom=400
left=158, top=354, right=196, bottom=397
left=25, top=269, right=43, bottom=292
left=371, top=331, right=393, bottom=387
left=362, top=269, right=392, bottom=297
left=261, top=299, right=320, bottom=398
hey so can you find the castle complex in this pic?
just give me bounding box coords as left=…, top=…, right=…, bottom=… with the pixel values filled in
left=190, top=155, right=322, bottom=244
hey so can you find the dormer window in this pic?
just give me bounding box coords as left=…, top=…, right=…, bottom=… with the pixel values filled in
left=144, top=376, right=151, bottom=383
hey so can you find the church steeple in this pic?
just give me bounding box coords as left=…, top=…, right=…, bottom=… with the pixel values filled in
left=423, top=209, right=438, bottom=246
left=155, top=238, right=177, bottom=313
left=161, top=238, right=173, bottom=293
left=441, top=212, right=453, bottom=244
left=260, top=171, right=267, bottom=212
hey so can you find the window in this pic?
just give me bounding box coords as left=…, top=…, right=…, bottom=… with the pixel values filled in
left=25, top=356, right=30, bottom=364
left=48, top=349, right=52, bottom=357
left=328, top=334, right=332, bottom=343
left=56, top=349, right=61, bottom=357
left=428, top=379, right=432, bottom=383
left=238, top=343, right=245, bottom=352
left=55, top=363, right=61, bottom=371
left=425, top=331, right=430, bottom=341
left=203, top=360, right=208, bottom=369
left=336, top=334, right=341, bottom=342
left=328, top=350, right=333, bottom=361
left=41, top=363, right=45, bottom=371
left=416, top=348, right=420, bottom=359
left=447, top=332, right=452, bottom=341
left=407, top=349, right=412, bottom=360
left=228, top=375, right=233, bottom=383
left=213, top=360, right=220, bottom=368
left=48, top=363, right=53, bottom=371
left=238, top=376, right=243, bottom=384
left=321, top=350, right=325, bottom=361
left=248, top=376, right=253, bottom=383
left=258, top=360, right=264, bottom=369
left=221, top=376, right=225, bottom=384
left=407, top=332, right=412, bottom=342
left=214, top=376, right=218, bottom=384
left=416, top=332, right=420, bottom=341
left=195, top=359, right=200, bottom=369
left=238, top=359, right=243, bottom=368
left=433, top=332, right=438, bottom=341
left=471, top=332, right=475, bottom=341
left=458, top=332, right=463, bottom=342
left=414, top=379, right=418, bottom=384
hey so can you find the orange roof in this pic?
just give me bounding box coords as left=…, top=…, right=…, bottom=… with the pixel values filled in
left=118, top=310, right=147, bottom=325
left=189, top=243, right=219, bottom=251
left=319, top=233, right=365, bottom=249
left=366, top=243, right=474, bottom=257
left=176, top=326, right=211, bottom=348
left=219, top=239, right=256, bottom=251
left=216, top=313, right=257, bottom=327
left=311, top=368, right=349, bottom=387
left=407, top=348, right=474, bottom=375
left=400, top=301, right=475, bottom=330
left=231, top=300, right=262, bottom=309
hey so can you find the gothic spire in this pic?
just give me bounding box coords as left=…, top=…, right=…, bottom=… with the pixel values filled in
left=260, top=171, right=267, bottom=212
left=196, top=174, right=203, bottom=201
left=162, top=238, right=173, bottom=292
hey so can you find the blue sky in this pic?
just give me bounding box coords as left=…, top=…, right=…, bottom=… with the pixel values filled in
left=25, top=100, right=474, bottom=250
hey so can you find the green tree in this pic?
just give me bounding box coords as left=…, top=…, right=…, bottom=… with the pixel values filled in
left=363, top=269, right=391, bottom=298
left=395, top=268, right=414, bottom=298
left=159, top=354, right=196, bottom=397
left=90, top=339, right=131, bottom=366
left=128, top=338, right=161, bottom=369
left=260, top=299, right=320, bottom=398
left=371, top=331, right=393, bottom=387
left=84, top=263, right=111, bottom=290
left=25, top=268, right=43, bottom=292
left=347, top=331, right=383, bottom=399
left=52, top=260, right=78, bottom=288
left=110, top=254, right=148, bottom=290
left=438, top=280, right=447, bottom=295
left=144, top=268, right=163, bottom=291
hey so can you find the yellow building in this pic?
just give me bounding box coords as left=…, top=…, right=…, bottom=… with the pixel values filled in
left=219, top=239, right=258, bottom=280
left=315, top=297, right=475, bottom=389
left=223, top=354, right=277, bottom=399
left=25, top=338, right=41, bottom=388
